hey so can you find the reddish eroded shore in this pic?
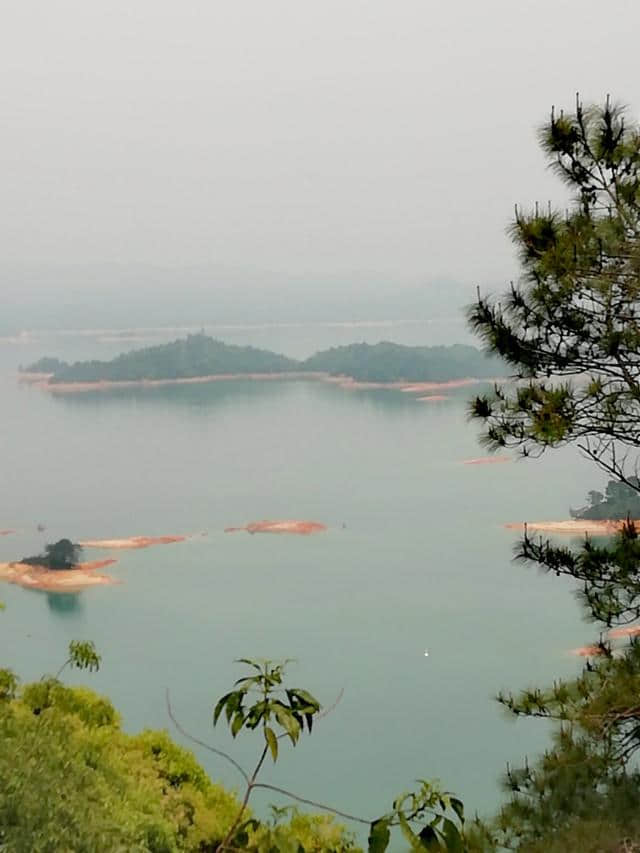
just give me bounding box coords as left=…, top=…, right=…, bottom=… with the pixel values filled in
left=463, top=456, right=511, bottom=465
left=609, top=625, right=640, bottom=639
left=568, top=625, right=640, bottom=657
left=570, top=644, right=607, bottom=657
left=0, top=529, right=15, bottom=536
left=80, top=535, right=187, bottom=550
left=18, top=372, right=54, bottom=383
left=29, top=372, right=328, bottom=393
left=0, top=559, right=118, bottom=592
left=225, top=520, right=327, bottom=535
left=23, top=371, right=502, bottom=395
left=505, top=519, right=640, bottom=535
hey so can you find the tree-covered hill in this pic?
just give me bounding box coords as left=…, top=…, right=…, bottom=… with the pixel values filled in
left=45, top=334, right=299, bottom=383
left=23, top=334, right=505, bottom=384
left=571, top=478, right=640, bottom=520
left=19, top=356, right=68, bottom=374
left=303, top=341, right=504, bottom=382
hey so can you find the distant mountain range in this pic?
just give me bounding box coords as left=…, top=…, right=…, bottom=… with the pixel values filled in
left=23, top=333, right=505, bottom=384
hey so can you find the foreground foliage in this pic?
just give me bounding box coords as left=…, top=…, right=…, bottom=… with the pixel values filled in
left=207, top=658, right=466, bottom=852
left=0, top=652, right=358, bottom=852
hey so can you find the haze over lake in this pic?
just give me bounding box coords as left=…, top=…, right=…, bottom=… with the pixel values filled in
left=1, top=322, right=597, bottom=828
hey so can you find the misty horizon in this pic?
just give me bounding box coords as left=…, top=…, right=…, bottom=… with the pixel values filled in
left=4, top=0, right=639, bottom=338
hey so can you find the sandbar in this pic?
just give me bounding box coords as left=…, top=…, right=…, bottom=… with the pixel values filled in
left=0, top=529, right=15, bottom=536
left=24, top=371, right=502, bottom=395
left=504, top=519, right=640, bottom=535
left=608, top=625, right=640, bottom=639
left=0, top=559, right=118, bottom=592
left=30, top=372, right=328, bottom=393
left=463, top=456, right=511, bottom=465
left=400, top=379, right=495, bottom=393
left=80, top=535, right=187, bottom=550
left=225, top=520, right=327, bottom=535
left=18, top=372, right=54, bottom=383
left=417, top=395, right=449, bottom=402
left=570, top=644, right=607, bottom=657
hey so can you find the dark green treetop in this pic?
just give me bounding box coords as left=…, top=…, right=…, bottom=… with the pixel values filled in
left=469, top=96, right=640, bottom=483
left=21, top=538, right=82, bottom=570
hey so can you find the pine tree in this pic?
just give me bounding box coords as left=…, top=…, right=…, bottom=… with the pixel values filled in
left=469, top=97, right=640, bottom=850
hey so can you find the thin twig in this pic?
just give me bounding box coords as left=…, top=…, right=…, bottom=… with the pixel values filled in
left=252, top=783, right=371, bottom=825
left=165, top=688, right=250, bottom=785
left=317, top=687, right=345, bottom=721
left=218, top=744, right=269, bottom=852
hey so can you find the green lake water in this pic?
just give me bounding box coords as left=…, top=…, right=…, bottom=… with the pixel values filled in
left=0, top=324, right=598, bottom=839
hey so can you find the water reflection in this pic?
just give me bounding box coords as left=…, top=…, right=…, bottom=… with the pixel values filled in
left=46, top=592, right=82, bottom=615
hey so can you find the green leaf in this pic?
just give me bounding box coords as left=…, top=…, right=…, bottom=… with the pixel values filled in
left=236, top=658, right=263, bottom=670
left=450, top=798, right=464, bottom=824
left=245, top=700, right=267, bottom=729
left=264, top=726, right=278, bottom=762
left=232, top=818, right=261, bottom=847
left=68, top=640, right=101, bottom=672
left=418, top=824, right=442, bottom=850
left=213, top=692, right=231, bottom=725
left=441, top=818, right=463, bottom=853
left=231, top=710, right=245, bottom=737
left=398, top=813, right=421, bottom=849
left=274, top=704, right=301, bottom=744
left=226, top=690, right=246, bottom=724
left=290, top=688, right=320, bottom=709
left=368, top=818, right=391, bottom=853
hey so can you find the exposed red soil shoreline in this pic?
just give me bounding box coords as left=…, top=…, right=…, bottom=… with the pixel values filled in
left=0, top=559, right=118, bottom=592
left=18, top=372, right=54, bottom=383
left=22, top=372, right=501, bottom=395
left=225, top=520, right=327, bottom=535
left=570, top=645, right=606, bottom=657
left=609, top=625, right=640, bottom=639
left=505, top=519, right=640, bottom=535
left=80, top=535, right=187, bottom=550
left=569, top=624, right=640, bottom=657
left=29, top=372, right=327, bottom=393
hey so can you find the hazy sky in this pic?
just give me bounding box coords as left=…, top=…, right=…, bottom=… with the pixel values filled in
left=3, top=0, right=640, bottom=324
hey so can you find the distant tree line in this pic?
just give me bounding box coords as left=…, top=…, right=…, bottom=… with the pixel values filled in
left=24, top=334, right=504, bottom=385
left=571, top=478, right=640, bottom=520
left=304, top=341, right=503, bottom=382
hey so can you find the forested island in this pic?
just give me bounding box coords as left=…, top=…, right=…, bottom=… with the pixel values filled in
left=20, top=538, right=82, bottom=570
left=571, top=478, right=640, bottom=520
left=22, top=333, right=504, bottom=386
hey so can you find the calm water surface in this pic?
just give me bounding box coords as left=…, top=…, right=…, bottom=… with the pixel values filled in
left=0, top=324, right=597, bottom=838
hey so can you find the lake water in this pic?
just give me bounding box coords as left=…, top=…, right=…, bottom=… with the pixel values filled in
left=0, top=322, right=598, bottom=840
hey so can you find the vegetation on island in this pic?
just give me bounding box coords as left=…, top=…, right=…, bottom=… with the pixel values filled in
left=303, top=342, right=502, bottom=382
left=19, top=356, right=68, bottom=374
left=22, top=335, right=504, bottom=385
left=20, top=538, right=82, bottom=570
left=40, top=335, right=299, bottom=383
left=468, top=96, right=640, bottom=850
left=571, top=478, right=640, bottom=520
